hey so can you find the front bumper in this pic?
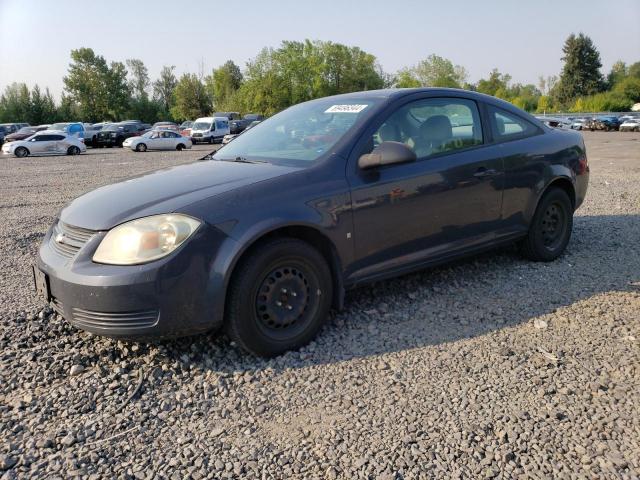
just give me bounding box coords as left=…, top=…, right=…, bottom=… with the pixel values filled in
left=95, top=136, right=121, bottom=146
left=37, top=221, right=231, bottom=339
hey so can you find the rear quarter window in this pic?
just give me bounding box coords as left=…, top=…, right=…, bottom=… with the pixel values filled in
left=489, top=106, right=541, bottom=142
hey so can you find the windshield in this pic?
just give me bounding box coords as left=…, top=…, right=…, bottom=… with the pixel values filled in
left=215, top=98, right=378, bottom=164
left=192, top=121, right=212, bottom=131
left=50, top=123, right=69, bottom=131
left=104, top=125, right=124, bottom=132
left=17, top=127, right=36, bottom=134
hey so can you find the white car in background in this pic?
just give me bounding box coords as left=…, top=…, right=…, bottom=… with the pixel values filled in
left=1, top=130, right=86, bottom=157
left=190, top=116, right=230, bottom=144
left=619, top=118, right=640, bottom=132
left=122, top=129, right=192, bottom=152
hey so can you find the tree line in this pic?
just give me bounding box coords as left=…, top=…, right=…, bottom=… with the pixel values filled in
left=1, top=34, right=638, bottom=125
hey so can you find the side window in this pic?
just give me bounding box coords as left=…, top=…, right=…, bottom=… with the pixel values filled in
left=216, top=120, right=228, bottom=130
left=35, top=135, right=51, bottom=141
left=372, top=97, right=483, bottom=159
left=51, top=135, right=65, bottom=141
left=490, top=107, right=540, bottom=141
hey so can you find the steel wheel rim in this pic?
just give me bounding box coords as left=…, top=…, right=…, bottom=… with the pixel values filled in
left=254, top=262, right=319, bottom=340
left=540, top=201, right=567, bottom=250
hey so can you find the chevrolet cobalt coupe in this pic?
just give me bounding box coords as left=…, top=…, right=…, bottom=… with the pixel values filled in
left=35, top=89, right=589, bottom=356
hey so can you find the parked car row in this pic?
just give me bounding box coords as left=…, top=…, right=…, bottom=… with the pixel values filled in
left=534, top=114, right=640, bottom=132
left=182, top=113, right=264, bottom=142
left=0, top=123, right=32, bottom=144
left=2, top=113, right=265, bottom=156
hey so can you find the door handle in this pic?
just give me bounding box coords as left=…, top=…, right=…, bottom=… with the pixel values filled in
left=473, top=167, right=498, bottom=178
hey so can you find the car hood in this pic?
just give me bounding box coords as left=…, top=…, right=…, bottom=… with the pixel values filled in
left=60, top=160, right=300, bottom=230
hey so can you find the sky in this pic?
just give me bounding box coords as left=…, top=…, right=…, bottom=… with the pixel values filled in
left=1, top=0, right=639, bottom=100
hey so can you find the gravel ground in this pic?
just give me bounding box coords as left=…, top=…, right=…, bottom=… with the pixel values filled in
left=1, top=133, right=639, bottom=479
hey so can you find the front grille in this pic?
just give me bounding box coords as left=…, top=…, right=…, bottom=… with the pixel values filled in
left=71, top=308, right=159, bottom=331
left=192, top=133, right=202, bottom=138
left=50, top=221, right=96, bottom=259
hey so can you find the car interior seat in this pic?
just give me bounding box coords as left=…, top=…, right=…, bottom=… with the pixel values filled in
left=414, top=115, right=453, bottom=157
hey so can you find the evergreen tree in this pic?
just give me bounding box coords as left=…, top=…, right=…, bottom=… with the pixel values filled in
left=554, top=33, right=604, bottom=106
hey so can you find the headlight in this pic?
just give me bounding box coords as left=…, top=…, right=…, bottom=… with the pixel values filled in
left=93, top=214, right=201, bottom=265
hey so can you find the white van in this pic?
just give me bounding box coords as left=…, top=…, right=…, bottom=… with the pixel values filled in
left=190, top=117, right=230, bottom=144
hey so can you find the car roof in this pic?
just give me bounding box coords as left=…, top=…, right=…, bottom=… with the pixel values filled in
left=305, top=88, right=544, bottom=125
left=36, top=129, right=66, bottom=135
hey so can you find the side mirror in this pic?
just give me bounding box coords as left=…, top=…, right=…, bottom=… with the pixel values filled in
left=358, top=141, right=417, bottom=170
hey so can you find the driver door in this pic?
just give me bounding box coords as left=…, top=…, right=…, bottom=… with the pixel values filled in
left=346, top=96, right=504, bottom=280
left=28, top=135, right=51, bottom=154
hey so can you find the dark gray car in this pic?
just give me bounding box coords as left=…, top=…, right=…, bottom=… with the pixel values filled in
left=35, top=88, right=589, bottom=356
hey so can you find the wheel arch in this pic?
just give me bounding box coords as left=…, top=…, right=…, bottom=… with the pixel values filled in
left=224, top=224, right=345, bottom=316
left=544, top=176, right=576, bottom=210
left=526, top=173, right=576, bottom=224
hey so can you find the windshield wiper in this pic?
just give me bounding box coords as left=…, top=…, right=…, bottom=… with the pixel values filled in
left=215, top=156, right=268, bottom=164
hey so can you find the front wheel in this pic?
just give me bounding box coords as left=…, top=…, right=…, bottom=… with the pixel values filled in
left=225, top=238, right=333, bottom=357
left=15, top=147, right=29, bottom=158
left=136, top=143, right=147, bottom=152
left=519, top=187, right=573, bottom=262
left=67, top=146, right=80, bottom=155
left=176, top=143, right=185, bottom=151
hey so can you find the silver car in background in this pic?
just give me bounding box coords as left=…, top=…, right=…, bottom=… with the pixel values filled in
left=1, top=130, right=86, bottom=157
left=122, top=129, right=192, bottom=152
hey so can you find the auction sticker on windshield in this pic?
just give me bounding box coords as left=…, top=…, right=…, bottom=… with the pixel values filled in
left=325, top=104, right=368, bottom=113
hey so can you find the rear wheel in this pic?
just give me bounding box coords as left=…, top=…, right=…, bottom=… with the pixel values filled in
left=67, top=146, right=80, bottom=155
left=136, top=143, right=147, bottom=152
left=519, top=187, right=573, bottom=262
left=15, top=147, right=29, bottom=158
left=225, top=238, right=333, bottom=357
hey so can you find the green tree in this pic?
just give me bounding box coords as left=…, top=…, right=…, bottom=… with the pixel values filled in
left=235, top=40, right=386, bottom=116
left=607, top=60, right=628, bottom=88
left=170, top=73, right=210, bottom=121
left=29, top=85, right=57, bottom=124
left=613, top=77, right=640, bottom=103
left=105, top=60, right=131, bottom=119
left=205, top=60, right=243, bottom=110
left=0, top=83, right=31, bottom=122
left=476, top=69, right=512, bottom=96
left=126, top=58, right=150, bottom=100
left=395, top=68, right=420, bottom=88
left=554, top=33, right=604, bottom=106
left=153, top=65, right=178, bottom=116
left=63, top=48, right=131, bottom=121
left=398, top=55, right=466, bottom=88
left=57, top=94, right=80, bottom=121
left=535, top=95, right=555, bottom=114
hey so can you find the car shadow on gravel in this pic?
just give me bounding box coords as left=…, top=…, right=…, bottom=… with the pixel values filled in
left=90, top=214, right=640, bottom=372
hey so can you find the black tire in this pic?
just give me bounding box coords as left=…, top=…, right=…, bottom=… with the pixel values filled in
left=15, top=147, right=29, bottom=158
left=208, top=136, right=213, bottom=144
left=67, top=146, right=80, bottom=156
left=519, top=187, right=573, bottom=262
left=136, top=143, right=147, bottom=152
left=225, top=238, right=333, bottom=357
left=176, top=143, right=185, bottom=151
